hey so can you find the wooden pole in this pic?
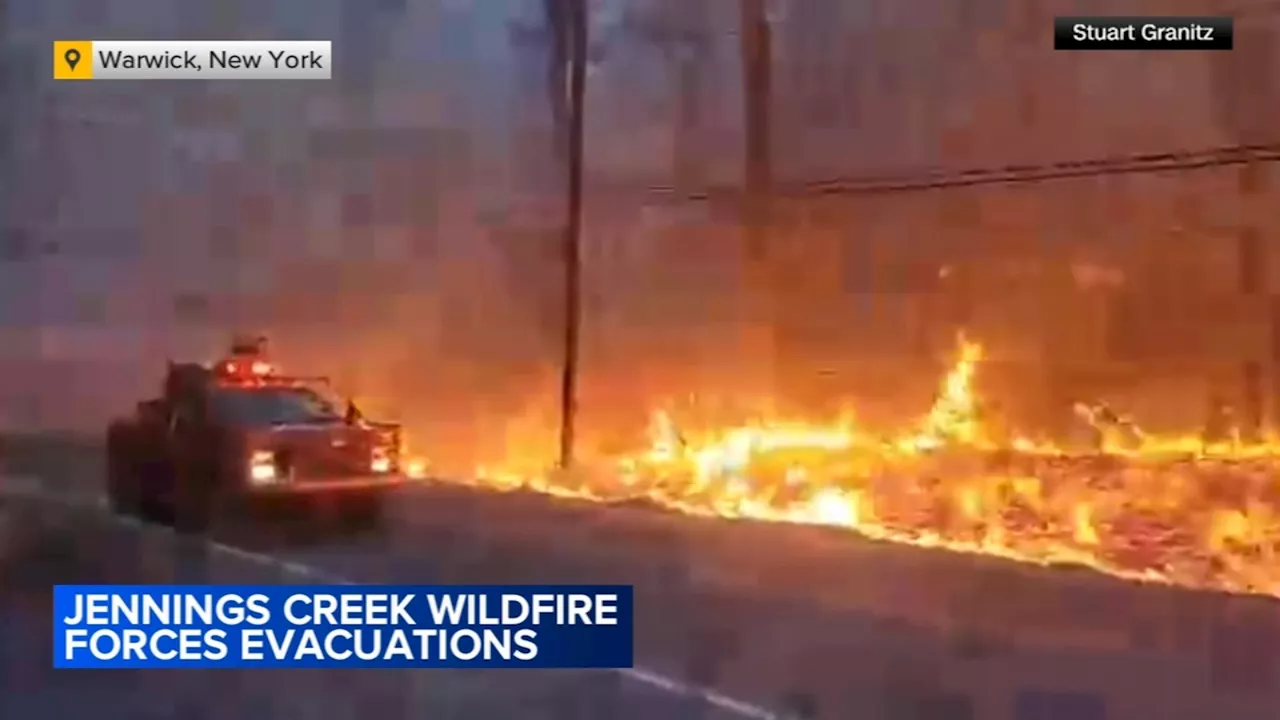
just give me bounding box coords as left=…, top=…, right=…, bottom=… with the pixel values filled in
left=557, top=0, right=588, bottom=469
left=738, top=0, right=774, bottom=395
left=1238, top=165, right=1264, bottom=438
left=740, top=0, right=772, bottom=258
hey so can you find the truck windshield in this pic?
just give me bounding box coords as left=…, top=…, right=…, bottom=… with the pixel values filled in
left=210, top=386, right=343, bottom=426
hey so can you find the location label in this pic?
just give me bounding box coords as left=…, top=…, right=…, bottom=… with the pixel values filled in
left=53, top=40, right=331, bottom=80
left=53, top=41, right=94, bottom=80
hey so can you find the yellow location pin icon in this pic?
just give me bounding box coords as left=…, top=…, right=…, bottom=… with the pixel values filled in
left=54, top=41, right=93, bottom=80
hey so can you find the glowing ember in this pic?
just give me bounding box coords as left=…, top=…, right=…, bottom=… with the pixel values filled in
left=403, top=336, right=1280, bottom=599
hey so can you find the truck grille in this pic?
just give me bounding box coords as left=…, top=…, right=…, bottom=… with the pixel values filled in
left=275, top=449, right=367, bottom=480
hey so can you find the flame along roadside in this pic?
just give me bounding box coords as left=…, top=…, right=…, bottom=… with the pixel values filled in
left=402, top=335, right=1280, bottom=599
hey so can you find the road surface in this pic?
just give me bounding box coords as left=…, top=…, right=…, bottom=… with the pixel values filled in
left=4, top=433, right=1280, bottom=719
left=0, top=435, right=737, bottom=719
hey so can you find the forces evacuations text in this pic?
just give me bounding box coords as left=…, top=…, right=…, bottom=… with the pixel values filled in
left=64, top=627, right=541, bottom=662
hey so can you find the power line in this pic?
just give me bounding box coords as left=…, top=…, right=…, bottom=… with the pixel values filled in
left=643, top=0, right=1280, bottom=205
left=645, top=142, right=1280, bottom=203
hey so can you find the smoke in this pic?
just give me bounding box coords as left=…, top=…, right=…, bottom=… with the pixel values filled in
left=3, top=1, right=1255, bottom=457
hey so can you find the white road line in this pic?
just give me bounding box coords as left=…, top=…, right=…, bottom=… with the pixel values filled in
left=0, top=482, right=781, bottom=720
left=207, top=540, right=280, bottom=568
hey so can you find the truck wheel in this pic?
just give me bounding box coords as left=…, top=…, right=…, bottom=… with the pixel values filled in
left=130, top=456, right=174, bottom=527
left=105, top=432, right=141, bottom=517
left=172, top=483, right=214, bottom=536
left=140, top=489, right=173, bottom=526
left=173, top=451, right=239, bottom=536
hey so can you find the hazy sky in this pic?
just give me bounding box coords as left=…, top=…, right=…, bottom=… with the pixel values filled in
left=0, top=0, right=694, bottom=429
left=1, top=0, right=1264, bottom=431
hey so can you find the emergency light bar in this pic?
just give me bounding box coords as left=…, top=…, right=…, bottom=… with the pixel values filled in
left=214, top=334, right=277, bottom=382
left=214, top=358, right=275, bottom=382
left=210, top=336, right=334, bottom=388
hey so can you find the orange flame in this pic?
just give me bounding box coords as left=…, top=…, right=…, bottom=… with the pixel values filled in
left=403, top=335, right=1280, bottom=598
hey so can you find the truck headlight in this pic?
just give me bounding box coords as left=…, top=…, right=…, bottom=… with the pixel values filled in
left=249, top=450, right=277, bottom=484
left=370, top=447, right=392, bottom=473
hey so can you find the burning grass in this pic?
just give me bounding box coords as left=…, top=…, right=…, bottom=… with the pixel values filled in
left=403, top=337, right=1280, bottom=598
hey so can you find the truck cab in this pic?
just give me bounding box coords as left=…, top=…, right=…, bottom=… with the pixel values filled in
left=105, top=339, right=405, bottom=534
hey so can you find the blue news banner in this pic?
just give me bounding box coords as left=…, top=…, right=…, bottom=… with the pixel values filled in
left=53, top=585, right=633, bottom=669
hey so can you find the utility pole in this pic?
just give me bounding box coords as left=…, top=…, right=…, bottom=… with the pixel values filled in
left=1238, top=214, right=1264, bottom=438
left=1213, top=24, right=1275, bottom=437
left=542, top=0, right=573, bottom=160
left=557, top=0, right=588, bottom=469
left=668, top=2, right=710, bottom=190
left=740, top=0, right=773, bottom=258
left=0, top=6, right=11, bottom=238
left=674, top=50, right=703, bottom=188
left=738, top=0, right=775, bottom=392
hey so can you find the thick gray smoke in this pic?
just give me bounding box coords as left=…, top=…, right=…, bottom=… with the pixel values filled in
left=3, top=0, right=1269, bottom=461
left=0, top=0, right=756, bottom=469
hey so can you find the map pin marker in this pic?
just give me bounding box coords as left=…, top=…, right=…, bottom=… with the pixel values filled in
left=64, top=48, right=81, bottom=71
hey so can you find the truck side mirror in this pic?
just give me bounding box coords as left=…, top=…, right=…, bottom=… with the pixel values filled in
left=344, top=401, right=360, bottom=425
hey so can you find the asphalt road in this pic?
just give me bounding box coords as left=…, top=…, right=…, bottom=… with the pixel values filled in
left=252, top=484, right=1280, bottom=720
left=0, top=428, right=749, bottom=720
left=5, top=434, right=1280, bottom=719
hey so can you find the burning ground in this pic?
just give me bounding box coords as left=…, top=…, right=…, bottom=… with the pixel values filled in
left=403, top=338, right=1280, bottom=599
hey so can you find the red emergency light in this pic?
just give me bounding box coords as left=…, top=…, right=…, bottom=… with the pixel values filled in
left=215, top=357, right=276, bottom=383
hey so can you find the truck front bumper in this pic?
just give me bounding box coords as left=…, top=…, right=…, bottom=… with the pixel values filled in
left=242, top=474, right=412, bottom=497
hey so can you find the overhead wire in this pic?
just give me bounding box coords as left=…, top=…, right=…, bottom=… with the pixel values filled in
left=647, top=142, right=1280, bottom=201
left=644, top=1, right=1280, bottom=203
